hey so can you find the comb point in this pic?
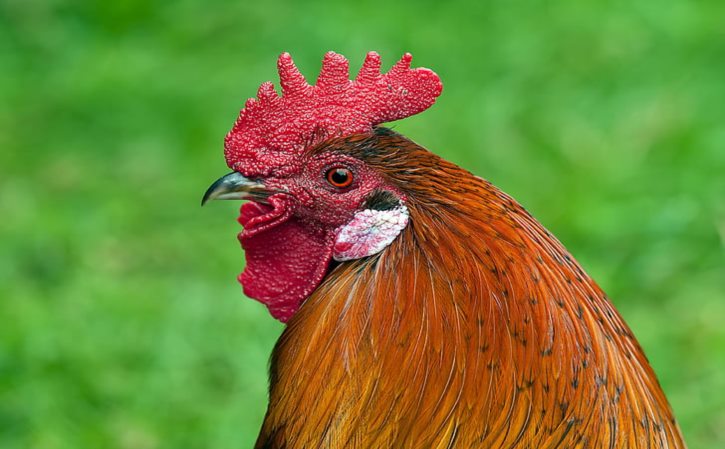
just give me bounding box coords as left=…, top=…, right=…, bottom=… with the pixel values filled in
left=388, top=53, right=413, bottom=76
left=356, top=51, right=382, bottom=83
left=317, top=51, right=350, bottom=89
left=257, top=81, right=278, bottom=103
left=277, top=52, right=309, bottom=96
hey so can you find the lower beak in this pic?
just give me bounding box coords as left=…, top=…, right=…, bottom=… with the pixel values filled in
left=201, top=172, right=267, bottom=206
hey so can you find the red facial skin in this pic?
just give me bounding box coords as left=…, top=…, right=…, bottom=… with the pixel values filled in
left=237, top=148, right=400, bottom=322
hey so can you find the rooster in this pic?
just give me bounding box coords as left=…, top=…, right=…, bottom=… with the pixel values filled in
left=203, top=51, right=686, bottom=449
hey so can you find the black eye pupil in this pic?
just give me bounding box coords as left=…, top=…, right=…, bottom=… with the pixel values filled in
left=331, top=169, right=348, bottom=184
left=326, top=167, right=354, bottom=188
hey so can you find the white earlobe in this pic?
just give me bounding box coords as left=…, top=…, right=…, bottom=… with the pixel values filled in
left=332, top=204, right=409, bottom=262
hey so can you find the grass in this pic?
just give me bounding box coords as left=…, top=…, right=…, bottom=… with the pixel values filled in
left=0, top=0, right=723, bottom=447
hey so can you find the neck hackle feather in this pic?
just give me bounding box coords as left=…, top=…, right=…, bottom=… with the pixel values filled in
left=255, top=129, right=686, bottom=449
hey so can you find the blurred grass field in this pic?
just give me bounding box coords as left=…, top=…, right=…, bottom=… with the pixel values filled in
left=1, top=0, right=723, bottom=448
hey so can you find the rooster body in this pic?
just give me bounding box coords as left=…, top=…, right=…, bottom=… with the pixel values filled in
left=204, top=52, right=686, bottom=448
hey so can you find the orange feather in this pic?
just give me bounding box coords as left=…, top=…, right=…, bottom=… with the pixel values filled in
left=255, top=128, right=686, bottom=449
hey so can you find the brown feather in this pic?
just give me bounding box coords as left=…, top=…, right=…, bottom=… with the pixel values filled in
left=255, top=128, right=686, bottom=449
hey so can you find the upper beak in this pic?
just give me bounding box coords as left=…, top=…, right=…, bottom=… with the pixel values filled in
left=201, top=172, right=268, bottom=206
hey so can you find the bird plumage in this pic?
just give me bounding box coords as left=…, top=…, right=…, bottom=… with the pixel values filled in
left=254, top=128, right=686, bottom=448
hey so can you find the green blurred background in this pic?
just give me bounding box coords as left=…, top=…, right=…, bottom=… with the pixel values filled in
left=1, top=0, right=723, bottom=447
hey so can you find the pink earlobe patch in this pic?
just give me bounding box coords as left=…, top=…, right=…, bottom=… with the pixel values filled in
left=333, top=205, right=409, bottom=262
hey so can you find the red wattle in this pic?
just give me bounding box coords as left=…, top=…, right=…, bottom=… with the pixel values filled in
left=238, top=208, right=334, bottom=322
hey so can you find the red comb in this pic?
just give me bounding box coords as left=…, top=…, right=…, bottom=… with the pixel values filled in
left=224, top=51, right=443, bottom=176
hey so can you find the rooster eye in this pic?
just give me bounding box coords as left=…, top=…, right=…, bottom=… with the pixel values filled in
left=326, top=167, right=354, bottom=188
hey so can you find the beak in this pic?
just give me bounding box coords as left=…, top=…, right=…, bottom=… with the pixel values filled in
left=201, top=172, right=268, bottom=206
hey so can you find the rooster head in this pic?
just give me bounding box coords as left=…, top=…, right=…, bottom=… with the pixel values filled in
left=203, top=51, right=442, bottom=322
